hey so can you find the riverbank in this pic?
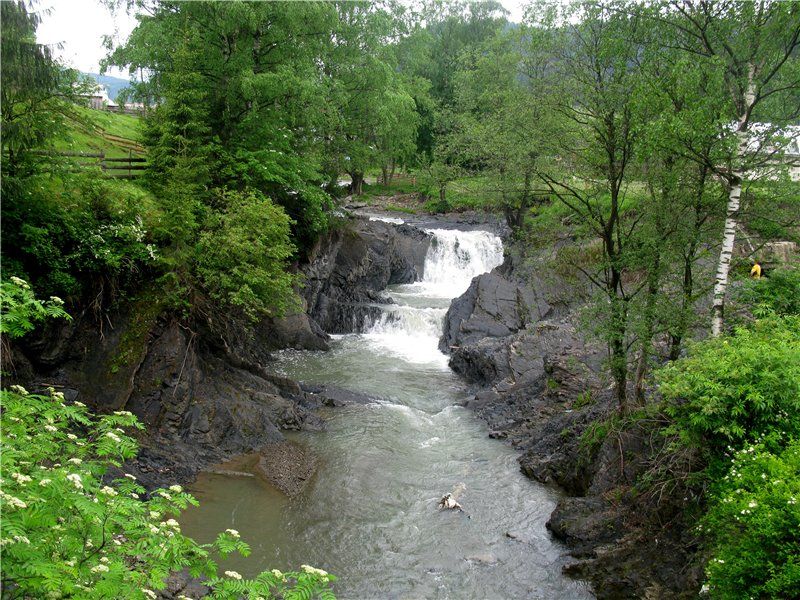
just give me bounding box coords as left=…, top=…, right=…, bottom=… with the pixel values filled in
left=438, top=239, right=704, bottom=598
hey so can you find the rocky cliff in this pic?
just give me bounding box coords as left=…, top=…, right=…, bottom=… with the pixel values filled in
left=302, top=218, right=430, bottom=332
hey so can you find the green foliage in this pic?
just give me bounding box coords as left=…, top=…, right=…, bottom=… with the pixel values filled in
left=1, top=172, right=160, bottom=298
left=700, top=440, right=800, bottom=599
left=738, top=268, right=800, bottom=317
left=384, top=203, right=417, bottom=215
left=0, top=386, right=336, bottom=599
left=0, top=276, right=70, bottom=338
left=195, top=190, right=299, bottom=321
left=1, top=0, right=88, bottom=173
left=658, top=316, right=800, bottom=459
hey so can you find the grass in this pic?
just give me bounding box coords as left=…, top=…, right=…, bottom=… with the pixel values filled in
left=54, top=105, right=144, bottom=159
left=385, top=203, right=417, bottom=214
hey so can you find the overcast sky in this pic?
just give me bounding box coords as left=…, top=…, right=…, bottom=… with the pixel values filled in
left=36, top=0, right=528, bottom=80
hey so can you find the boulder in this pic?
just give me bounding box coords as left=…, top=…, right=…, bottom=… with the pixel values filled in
left=303, top=217, right=431, bottom=333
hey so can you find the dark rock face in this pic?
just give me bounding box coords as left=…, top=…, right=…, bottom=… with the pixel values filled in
left=28, top=303, right=324, bottom=490
left=302, top=218, right=431, bottom=333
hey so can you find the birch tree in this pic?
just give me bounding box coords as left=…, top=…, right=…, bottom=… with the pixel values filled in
left=660, top=1, right=800, bottom=336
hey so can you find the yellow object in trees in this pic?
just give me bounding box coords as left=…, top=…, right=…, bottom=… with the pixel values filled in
left=750, top=263, right=762, bottom=279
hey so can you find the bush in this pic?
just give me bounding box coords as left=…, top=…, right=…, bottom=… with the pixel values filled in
left=657, top=316, right=800, bottom=459
left=0, top=282, right=334, bottom=598
left=1, top=172, right=160, bottom=298
left=195, top=189, right=299, bottom=320
left=700, top=439, right=800, bottom=599
left=0, top=276, right=70, bottom=338
left=737, top=267, right=800, bottom=317
left=0, top=387, right=336, bottom=599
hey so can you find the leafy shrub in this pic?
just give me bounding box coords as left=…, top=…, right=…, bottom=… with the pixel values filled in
left=737, top=267, right=800, bottom=317
left=423, top=197, right=451, bottom=214
left=700, top=439, right=800, bottom=599
left=1, top=172, right=160, bottom=298
left=0, top=386, right=336, bottom=599
left=658, top=316, right=800, bottom=459
left=195, top=189, right=299, bottom=320
left=0, top=276, right=70, bottom=338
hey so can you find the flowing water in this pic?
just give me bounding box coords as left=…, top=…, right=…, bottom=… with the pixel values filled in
left=180, top=225, right=593, bottom=600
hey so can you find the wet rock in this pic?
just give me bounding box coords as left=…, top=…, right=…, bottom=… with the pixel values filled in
left=300, top=383, right=380, bottom=407
left=302, top=217, right=431, bottom=333
left=465, top=553, right=498, bottom=565
left=440, top=271, right=547, bottom=352
left=262, top=313, right=330, bottom=351
left=547, top=497, right=622, bottom=558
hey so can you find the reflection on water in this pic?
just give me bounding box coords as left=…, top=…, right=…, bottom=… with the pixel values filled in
left=180, top=229, right=593, bottom=599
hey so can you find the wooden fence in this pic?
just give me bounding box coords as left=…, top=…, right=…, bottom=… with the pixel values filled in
left=47, top=151, right=147, bottom=179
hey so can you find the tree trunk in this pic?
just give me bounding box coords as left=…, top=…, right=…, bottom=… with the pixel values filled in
left=610, top=290, right=629, bottom=411
left=350, top=172, right=364, bottom=196
left=389, top=158, right=396, bottom=183
left=635, top=253, right=661, bottom=405
left=381, top=166, right=389, bottom=187
left=711, top=161, right=743, bottom=336
left=711, top=69, right=755, bottom=337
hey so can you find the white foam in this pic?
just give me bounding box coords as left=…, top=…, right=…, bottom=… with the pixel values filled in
left=369, top=215, right=405, bottom=225
left=362, top=229, right=504, bottom=367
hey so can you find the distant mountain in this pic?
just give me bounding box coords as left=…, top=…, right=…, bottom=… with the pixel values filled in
left=82, top=72, right=130, bottom=102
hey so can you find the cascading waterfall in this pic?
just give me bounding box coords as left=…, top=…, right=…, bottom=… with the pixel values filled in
left=362, top=229, right=504, bottom=365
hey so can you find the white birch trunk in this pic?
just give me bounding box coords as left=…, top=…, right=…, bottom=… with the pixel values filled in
left=711, top=66, right=757, bottom=337
left=711, top=174, right=742, bottom=336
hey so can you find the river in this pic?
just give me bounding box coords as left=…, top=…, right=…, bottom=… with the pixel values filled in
left=180, top=221, right=593, bottom=599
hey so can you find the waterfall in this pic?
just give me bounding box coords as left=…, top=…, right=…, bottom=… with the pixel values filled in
left=363, top=228, right=503, bottom=365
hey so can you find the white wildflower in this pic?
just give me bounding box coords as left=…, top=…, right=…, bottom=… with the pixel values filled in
left=90, top=564, right=109, bottom=573
left=12, top=535, right=30, bottom=545
left=44, top=424, right=58, bottom=433
left=39, top=479, right=52, bottom=486
left=10, top=276, right=29, bottom=288
left=225, top=528, right=240, bottom=538
left=2, top=493, right=27, bottom=508
left=9, top=384, right=28, bottom=395
left=66, top=473, right=83, bottom=489
left=142, top=590, right=157, bottom=600
left=12, top=473, right=32, bottom=484
left=124, top=473, right=137, bottom=480
left=105, top=432, right=121, bottom=443
left=164, top=519, right=180, bottom=529
left=301, top=565, right=329, bottom=577
left=67, top=434, right=78, bottom=440
left=149, top=511, right=160, bottom=519
left=100, top=486, right=117, bottom=497
left=224, top=570, right=242, bottom=580
left=169, top=484, right=182, bottom=493
left=68, top=458, right=82, bottom=465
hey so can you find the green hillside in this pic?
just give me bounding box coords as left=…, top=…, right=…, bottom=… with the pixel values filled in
left=55, top=105, right=144, bottom=158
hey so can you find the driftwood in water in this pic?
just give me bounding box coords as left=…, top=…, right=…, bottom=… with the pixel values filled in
left=438, top=482, right=466, bottom=512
